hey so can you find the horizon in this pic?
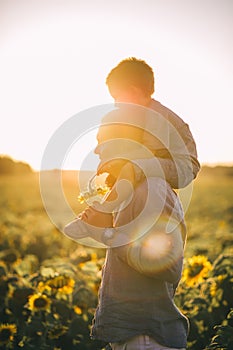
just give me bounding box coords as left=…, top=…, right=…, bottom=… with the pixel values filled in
left=1, top=153, right=233, bottom=172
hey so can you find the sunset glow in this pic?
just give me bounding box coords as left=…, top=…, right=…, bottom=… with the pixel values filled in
left=0, top=0, right=232, bottom=170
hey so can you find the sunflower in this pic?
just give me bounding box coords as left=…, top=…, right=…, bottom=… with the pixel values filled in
left=37, top=281, right=52, bottom=294
left=182, top=255, right=212, bottom=286
left=43, top=275, right=75, bottom=295
left=0, top=249, right=21, bottom=269
left=0, top=323, right=17, bottom=347
left=27, top=293, right=51, bottom=313
left=208, top=274, right=228, bottom=309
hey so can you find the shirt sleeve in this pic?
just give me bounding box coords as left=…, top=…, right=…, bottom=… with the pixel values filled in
left=134, top=154, right=200, bottom=189
left=133, top=116, right=201, bottom=189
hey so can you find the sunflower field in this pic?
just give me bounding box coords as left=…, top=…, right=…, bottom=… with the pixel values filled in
left=0, top=166, right=233, bottom=349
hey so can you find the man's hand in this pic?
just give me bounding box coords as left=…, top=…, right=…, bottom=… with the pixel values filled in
left=80, top=205, right=113, bottom=228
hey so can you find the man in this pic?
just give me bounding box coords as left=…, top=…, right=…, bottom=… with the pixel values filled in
left=91, top=58, right=200, bottom=350
left=64, top=57, right=200, bottom=349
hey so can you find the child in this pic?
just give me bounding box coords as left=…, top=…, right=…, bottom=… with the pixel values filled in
left=64, top=57, right=200, bottom=246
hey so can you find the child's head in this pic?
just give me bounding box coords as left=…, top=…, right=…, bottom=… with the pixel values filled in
left=106, top=57, right=154, bottom=104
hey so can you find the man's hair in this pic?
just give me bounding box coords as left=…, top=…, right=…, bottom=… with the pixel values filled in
left=106, top=57, right=155, bottom=96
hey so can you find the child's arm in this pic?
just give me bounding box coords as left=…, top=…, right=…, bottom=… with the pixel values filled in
left=134, top=121, right=200, bottom=189
left=103, top=112, right=200, bottom=189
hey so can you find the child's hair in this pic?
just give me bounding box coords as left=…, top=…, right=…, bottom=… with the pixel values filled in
left=106, top=57, right=155, bottom=96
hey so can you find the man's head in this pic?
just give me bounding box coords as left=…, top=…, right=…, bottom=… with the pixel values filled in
left=106, top=57, right=154, bottom=105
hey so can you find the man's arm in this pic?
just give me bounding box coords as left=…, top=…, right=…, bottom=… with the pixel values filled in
left=97, top=120, right=200, bottom=189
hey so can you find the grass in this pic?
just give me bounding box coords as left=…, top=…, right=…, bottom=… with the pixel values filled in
left=0, top=166, right=232, bottom=349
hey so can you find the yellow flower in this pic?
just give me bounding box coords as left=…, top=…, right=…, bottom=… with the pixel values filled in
left=182, top=255, right=212, bottom=286
left=74, top=306, right=82, bottom=315
left=210, top=274, right=226, bottom=297
left=28, top=293, right=51, bottom=313
left=77, top=185, right=110, bottom=204
left=82, top=313, right=88, bottom=322
left=90, top=252, right=98, bottom=261
left=195, top=320, right=208, bottom=333
left=77, top=194, right=85, bottom=204
left=38, top=281, right=52, bottom=294
left=0, top=249, right=21, bottom=268
left=0, top=250, right=17, bottom=264
left=0, top=323, right=17, bottom=346
left=96, top=186, right=109, bottom=196
left=45, top=275, right=75, bottom=295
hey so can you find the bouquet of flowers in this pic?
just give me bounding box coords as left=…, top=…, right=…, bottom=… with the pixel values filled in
left=77, top=174, right=110, bottom=205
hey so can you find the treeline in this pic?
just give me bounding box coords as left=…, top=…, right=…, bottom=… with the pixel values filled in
left=200, top=165, right=233, bottom=177
left=0, top=155, right=32, bottom=175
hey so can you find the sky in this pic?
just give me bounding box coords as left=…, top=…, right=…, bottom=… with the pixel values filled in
left=0, top=0, right=233, bottom=170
